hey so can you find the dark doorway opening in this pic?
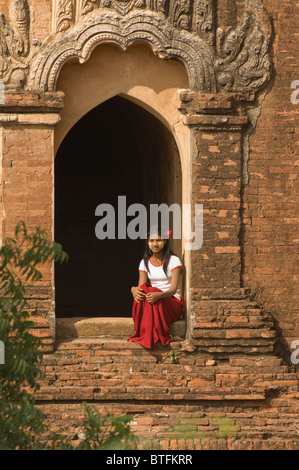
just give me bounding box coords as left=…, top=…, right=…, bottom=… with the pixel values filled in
left=55, top=95, right=181, bottom=318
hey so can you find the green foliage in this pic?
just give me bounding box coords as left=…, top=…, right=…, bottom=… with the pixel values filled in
left=75, top=403, right=138, bottom=450
left=46, top=403, right=138, bottom=451
left=169, top=349, right=179, bottom=363
left=0, top=221, right=137, bottom=450
left=0, top=221, right=68, bottom=450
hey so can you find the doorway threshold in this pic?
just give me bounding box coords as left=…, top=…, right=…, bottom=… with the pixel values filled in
left=56, top=316, right=186, bottom=339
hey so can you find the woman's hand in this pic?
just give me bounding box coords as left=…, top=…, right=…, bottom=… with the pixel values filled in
left=131, top=286, right=146, bottom=303
left=145, top=291, right=163, bottom=304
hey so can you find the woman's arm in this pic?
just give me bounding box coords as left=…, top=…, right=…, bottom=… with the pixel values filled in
left=131, top=271, right=147, bottom=302
left=160, top=266, right=182, bottom=299
left=146, top=267, right=182, bottom=304
left=138, top=271, right=148, bottom=287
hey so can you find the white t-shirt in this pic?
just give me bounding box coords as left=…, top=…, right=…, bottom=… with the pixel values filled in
left=139, top=255, right=183, bottom=300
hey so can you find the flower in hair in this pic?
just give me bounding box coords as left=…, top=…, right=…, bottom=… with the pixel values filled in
left=167, top=230, right=173, bottom=239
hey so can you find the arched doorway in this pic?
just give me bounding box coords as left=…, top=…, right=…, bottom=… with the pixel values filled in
left=54, top=95, right=182, bottom=319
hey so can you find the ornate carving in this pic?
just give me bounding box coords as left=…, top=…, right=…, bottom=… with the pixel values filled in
left=10, top=0, right=30, bottom=56
left=0, top=0, right=272, bottom=96
left=110, top=0, right=145, bottom=16
left=51, top=0, right=214, bottom=36
left=168, top=0, right=192, bottom=31
left=53, top=0, right=146, bottom=31
left=150, top=0, right=168, bottom=15
left=194, top=0, right=214, bottom=46
left=55, top=0, right=75, bottom=33
left=30, top=10, right=217, bottom=93
left=0, top=0, right=30, bottom=88
left=79, top=0, right=99, bottom=16
left=215, top=0, right=273, bottom=93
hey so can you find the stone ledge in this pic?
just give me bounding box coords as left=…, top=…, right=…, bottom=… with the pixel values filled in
left=56, top=317, right=186, bottom=339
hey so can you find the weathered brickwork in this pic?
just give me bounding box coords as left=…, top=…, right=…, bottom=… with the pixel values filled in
left=36, top=337, right=299, bottom=449
left=0, top=0, right=298, bottom=450
left=178, top=92, right=248, bottom=292
left=0, top=92, right=64, bottom=351
left=242, top=0, right=299, bottom=351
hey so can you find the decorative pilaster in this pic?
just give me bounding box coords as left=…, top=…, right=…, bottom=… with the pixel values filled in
left=179, top=91, right=277, bottom=356
left=0, top=91, right=64, bottom=352
left=179, top=91, right=251, bottom=289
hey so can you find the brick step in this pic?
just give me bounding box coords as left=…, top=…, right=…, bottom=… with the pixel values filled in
left=38, top=337, right=298, bottom=403
left=193, top=341, right=276, bottom=354
left=46, top=337, right=289, bottom=369
left=192, top=298, right=278, bottom=356
left=56, top=316, right=186, bottom=339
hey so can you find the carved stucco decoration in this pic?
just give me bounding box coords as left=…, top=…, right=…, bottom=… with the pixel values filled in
left=55, top=0, right=74, bottom=33
left=30, top=10, right=217, bottom=93
left=0, top=0, right=30, bottom=88
left=1, top=0, right=273, bottom=95
left=51, top=0, right=215, bottom=44
left=215, top=0, right=273, bottom=93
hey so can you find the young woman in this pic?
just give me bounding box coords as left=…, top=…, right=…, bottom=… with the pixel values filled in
left=128, top=229, right=185, bottom=349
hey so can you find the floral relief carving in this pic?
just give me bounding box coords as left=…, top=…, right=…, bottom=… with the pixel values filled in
left=51, top=0, right=214, bottom=36
left=215, top=0, right=273, bottom=93
left=79, top=0, right=100, bottom=16
left=55, top=0, right=74, bottom=32
left=168, top=0, right=192, bottom=31
left=150, top=0, right=168, bottom=15
left=0, top=0, right=30, bottom=88
left=194, top=0, right=214, bottom=45
left=30, top=10, right=217, bottom=93
left=110, top=0, right=145, bottom=16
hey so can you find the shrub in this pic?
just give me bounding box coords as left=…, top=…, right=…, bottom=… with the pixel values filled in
left=0, top=222, right=137, bottom=450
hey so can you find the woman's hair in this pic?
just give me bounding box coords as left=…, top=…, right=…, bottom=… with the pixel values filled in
left=142, top=228, right=175, bottom=276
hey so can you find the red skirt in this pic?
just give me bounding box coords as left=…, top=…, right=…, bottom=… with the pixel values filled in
left=128, top=283, right=185, bottom=349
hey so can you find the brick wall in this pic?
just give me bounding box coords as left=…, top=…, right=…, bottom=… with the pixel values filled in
left=0, top=91, right=64, bottom=351
left=242, top=0, right=299, bottom=349
left=36, top=337, right=299, bottom=449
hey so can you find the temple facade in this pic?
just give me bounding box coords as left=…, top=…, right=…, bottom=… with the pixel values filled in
left=0, top=0, right=298, bottom=449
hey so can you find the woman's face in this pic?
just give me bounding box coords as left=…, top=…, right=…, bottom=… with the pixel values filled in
left=148, top=234, right=166, bottom=253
